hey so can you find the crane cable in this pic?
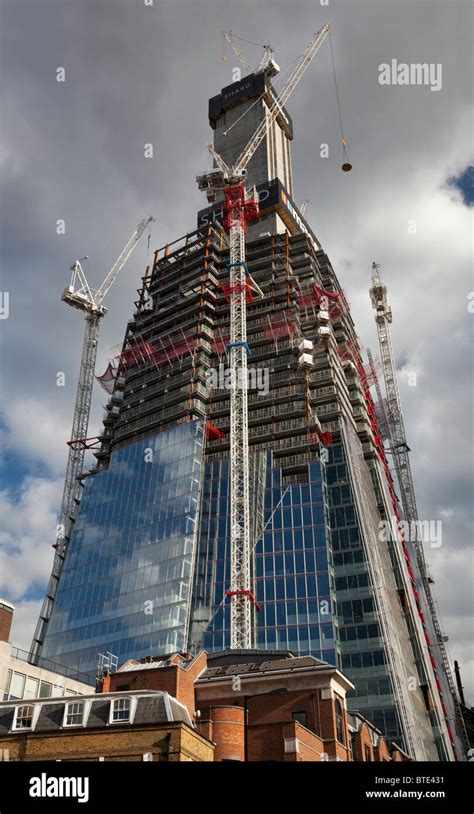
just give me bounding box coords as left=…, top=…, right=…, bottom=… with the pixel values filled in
left=224, top=32, right=268, bottom=49
left=329, top=29, right=352, bottom=171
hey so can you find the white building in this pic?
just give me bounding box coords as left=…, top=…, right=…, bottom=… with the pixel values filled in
left=0, top=599, right=93, bottom=703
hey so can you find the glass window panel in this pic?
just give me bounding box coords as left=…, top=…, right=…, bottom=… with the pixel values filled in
left=52, top=685, right=65, bottom=697
left=10, top=673, right=25, bottom=700
left=65, top=701, right=85, bottom=726
left=111, top=698, right=131, bottom=722
left=24, top=677, right=39, bottom=700
left=14, top=705, right=34, bottom=730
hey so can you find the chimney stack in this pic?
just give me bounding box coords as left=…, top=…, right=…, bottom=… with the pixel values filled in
left=0, top=599, right=14, bottom=643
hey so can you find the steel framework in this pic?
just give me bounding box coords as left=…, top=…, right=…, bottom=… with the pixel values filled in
left=225, top=186, right=259, bottom=649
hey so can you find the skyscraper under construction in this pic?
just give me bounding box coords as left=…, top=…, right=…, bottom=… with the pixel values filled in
left=33, top=54, right=463, bottom=761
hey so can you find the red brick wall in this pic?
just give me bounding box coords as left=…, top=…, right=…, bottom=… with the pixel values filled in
left=196, top=689, right=320, bottom=734
left=195, top=687, right=352, bottom=762
left=0, top=603, right=13, bottom=643
left=375, top=737, right=391, bottom=761
left=201, top=706, right=245, bottom=762
left=109, top=667, right=178, bottom=697
left=107, top=652, right=207, bottom=719
left=246, top=720, right=326, bottom=762
left=318, top=693, right=351, bottom=761
left=353, top=723, right=374, bottom=761
left=175, top=651, right=207, bottom=718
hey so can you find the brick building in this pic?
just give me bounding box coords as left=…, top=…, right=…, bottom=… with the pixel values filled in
left=102, top=649, right=410, bottom=762
left=0, top=648, right=412, bottom=762
left=348, top=711, right=410, bottom=762
left=0, top=690, right=213, bottom=762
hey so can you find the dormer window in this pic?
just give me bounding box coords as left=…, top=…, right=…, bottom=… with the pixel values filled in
left=64, top=701, right=86, bottom=727
left=13, top=704, right=34, bottom=730
left=110, top=697, right=131, bottom=723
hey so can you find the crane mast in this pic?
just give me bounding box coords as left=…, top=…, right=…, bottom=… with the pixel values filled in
left=227, top=189, right=257, bottom=648
left=31, top=216, right=153, bottom=660
left=197, top=25, right=330, bottom=649
left=370, top=262, right=468, bottom=759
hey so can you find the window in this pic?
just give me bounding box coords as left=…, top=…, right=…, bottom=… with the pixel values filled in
left=13, top=705, right=34, bottom=730
left=52, top=685, right=65, bottom=698
left=335, top=699, right=345, bottom=744
left=364, top=745, right=372, bottom=761
left=292, top=711, right=307, bottom=728
left=110, top=698, right=131, bottom=723
left=24, top=677, right=39, bottom=700
left=39, top=681, right=52, bottom=699
left=64, top=701, right=86, bottom=727
left=10, top=672, right=25, bottom=700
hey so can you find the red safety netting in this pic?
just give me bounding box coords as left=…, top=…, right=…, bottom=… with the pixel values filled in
left=118, top=335, right=197, bottom=369
left=205, top=422, right=225, bottom=440
left=222, top=184, right=259, bottom=234
left=337, top=338, right=360, bottom=365
left=297, top=282, right=345, bottom=319
left=212, top=333, right=229, bottom=356
left=316, top=428, right=333, bottom=446
left=220, top=279, right=253, bottom=303
left=264, top=316, right=297, bottom=342
left=96, top=361, right=117, bottom=394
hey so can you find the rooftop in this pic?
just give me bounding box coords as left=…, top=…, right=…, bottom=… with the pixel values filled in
left=0, top=690, right=192, bottom=735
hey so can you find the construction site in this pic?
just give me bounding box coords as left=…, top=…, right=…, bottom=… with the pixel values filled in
left=27, top=25, right=470, bottom=763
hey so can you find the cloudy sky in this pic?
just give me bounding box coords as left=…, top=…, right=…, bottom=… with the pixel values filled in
left=0, top=0, right=472, bottom=699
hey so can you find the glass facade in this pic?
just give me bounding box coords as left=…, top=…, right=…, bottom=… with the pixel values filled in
left=39, top=421, right=205, bottom=678
left=190, top=455, right=338, bottom=665
left=326, top=440, right=402, bottom=744
left=190, top=441, right=405, bottom=747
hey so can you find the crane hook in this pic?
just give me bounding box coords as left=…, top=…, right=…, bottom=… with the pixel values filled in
left=341, top=138, right=352, bottom=172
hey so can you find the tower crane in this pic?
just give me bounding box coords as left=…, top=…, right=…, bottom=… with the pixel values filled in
left=197, top=24, right=330, bottom=649
left=31, top=215, right=153, bottom=659
left=222, top=31, right=254, bottom=75
left=370, top=261, right=468, bottom=759
left=222, top=31, right=280, bottom=79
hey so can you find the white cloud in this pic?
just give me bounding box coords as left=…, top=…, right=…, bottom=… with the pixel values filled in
left=9, top=599, right=43, bottom=654
left=0, top=397, right=70, bottom=478
left=0, top=476, right=62, bottom=598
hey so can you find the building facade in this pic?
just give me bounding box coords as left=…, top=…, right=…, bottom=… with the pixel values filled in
left=0, top=690, right=213, bottom=762
left=33, top=65, right=458, bottom=760
left=0, top=600, right=93, bottom=705
left=0, top=649, right=410, bottom=763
